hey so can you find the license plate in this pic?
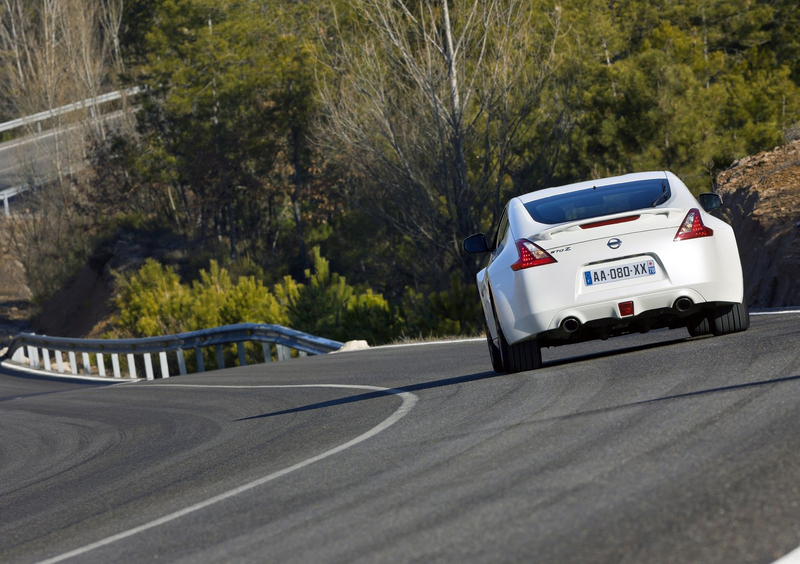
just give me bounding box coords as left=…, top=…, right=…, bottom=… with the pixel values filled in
left=583, top=260, right=656, bottom=286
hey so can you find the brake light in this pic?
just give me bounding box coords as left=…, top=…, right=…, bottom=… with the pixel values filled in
left=511, top=239, right=557, bottom=270
left=580, top=215, right=640, bottom=229
left=674, top=208, right=713, bottom=241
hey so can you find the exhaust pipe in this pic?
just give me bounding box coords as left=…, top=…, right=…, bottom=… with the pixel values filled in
left=674, top=297, right=693, bottom=312
left=562, top=317, right=581, bottom=333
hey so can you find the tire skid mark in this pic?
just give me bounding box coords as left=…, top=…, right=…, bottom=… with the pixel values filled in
left=35, top=384, right=418, bottom=564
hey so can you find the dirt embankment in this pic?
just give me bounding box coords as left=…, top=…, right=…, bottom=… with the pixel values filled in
left=0, top=227, right=188, bottom=347
left=31, top=229, right=190, bottom=339
left=716, top=140, right=800, bottom=308
left=0, top=233, right=33, bottom=348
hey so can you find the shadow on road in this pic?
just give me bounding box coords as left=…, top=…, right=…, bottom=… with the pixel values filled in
left=238, top=330, right=793, bottom=423
left=235, top=370, right=500, bottom=421
left=542, top=335, right=693, bottom=368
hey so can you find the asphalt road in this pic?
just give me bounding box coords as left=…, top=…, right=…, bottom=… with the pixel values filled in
left=0, top=129, right=64, bottom=191
left=2, top=312, right=800, bottom=564
left=0, top=112, right=127, bottom=193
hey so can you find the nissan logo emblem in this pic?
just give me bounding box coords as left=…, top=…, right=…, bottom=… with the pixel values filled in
left=607, top=238, right=622, bottom=250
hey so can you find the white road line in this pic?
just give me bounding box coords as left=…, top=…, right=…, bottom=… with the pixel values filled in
left=0, top=360, right=140, bottom=383
left=751, top=310, right=800, bottom=316
left=375, top=337, right=484, bottom=349
left=35, top=383, right=418, bottom=564
left=775, top=547, right=800, bottom=564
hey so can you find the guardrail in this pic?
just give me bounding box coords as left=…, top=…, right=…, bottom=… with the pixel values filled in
left=1, top=185, right=22, bottom=216
left=0, top=323, right=343, bottom=380
left=1, top=87, right=142, bottom=217
left=2, top=180, right=44, bottom=217
left=0, top=87, right=142, bottom=134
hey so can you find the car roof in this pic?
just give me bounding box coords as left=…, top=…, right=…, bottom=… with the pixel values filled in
left=516, top=171, right=672, bottom=204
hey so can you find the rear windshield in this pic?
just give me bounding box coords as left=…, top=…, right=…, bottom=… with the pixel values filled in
left=524, top=178, right=671, bottom=225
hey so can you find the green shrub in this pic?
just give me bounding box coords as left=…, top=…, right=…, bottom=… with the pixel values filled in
left=188, top=260, right=231, bottom=330
left=221, top=273, right=286, bottom=326
left=274, top=247, right=400, bottom=344
left=400, top=273, right=482, bottom=338
left=114, top=259, right=285, bottom=338
left=112, top=250, right=478, bottom=347
left=114, top=259, right=191, bottom=336
left=278, top=247, right=353, bottom=337
left=341, top=290, right=397, bottom=344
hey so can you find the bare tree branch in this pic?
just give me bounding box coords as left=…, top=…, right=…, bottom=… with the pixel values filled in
left=317, top=0, right=569, bottom=284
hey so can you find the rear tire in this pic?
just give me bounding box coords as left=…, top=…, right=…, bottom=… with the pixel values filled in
left=494, top=312, right=541, bottom=373
left=485, top=319, right=504, bottom=373
left=488, top=289, right=542, bottom=373
left=686, top=314, right=711, bottom=337
left=710, top=300, right=750, bottom=336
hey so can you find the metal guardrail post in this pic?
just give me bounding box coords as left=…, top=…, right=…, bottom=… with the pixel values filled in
left=128, top=354, right=137, bottom=378
left=237, top=342, right=247, bottom=366
left=276, top=344, right=288, bottom=361
left=144, top=354, right=154, bottom=380
left=177, top=351, right=187, bottom=376
left=195, top=348, right=205, bottom=373
left=159, top=352, right=169, bottom=378
left=215, top=345, right=225, bottom=369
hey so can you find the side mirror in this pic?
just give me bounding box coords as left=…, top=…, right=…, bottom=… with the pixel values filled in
left=698, top=193, right=722, bottom=212
left=463, top=233, right=490, bottom=254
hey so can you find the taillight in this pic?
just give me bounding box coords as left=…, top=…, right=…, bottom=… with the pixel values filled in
left=674, top=208, right=713, bottom=241
left=511, top=239, right=557, bottom=271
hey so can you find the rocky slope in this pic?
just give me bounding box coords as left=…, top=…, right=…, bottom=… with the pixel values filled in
left=716, top=140, right=800, bottom=308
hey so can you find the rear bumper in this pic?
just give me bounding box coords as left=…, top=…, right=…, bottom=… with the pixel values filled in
left=501, top=280, right=742, bottom=346
left=547, top=287, right=705, bottom=329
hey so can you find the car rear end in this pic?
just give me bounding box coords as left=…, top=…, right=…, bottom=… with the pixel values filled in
left=489, top=172, right=744, bottom=346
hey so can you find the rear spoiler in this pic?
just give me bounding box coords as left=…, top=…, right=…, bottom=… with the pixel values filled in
left=529, top=208, right=685, bottom=241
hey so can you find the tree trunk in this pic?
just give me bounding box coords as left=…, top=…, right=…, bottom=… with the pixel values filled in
left=228, top=201, right=238, bottom=260
left=291, top=126, right=309, bottom=274
left=441, top=0, right=473, bottom=282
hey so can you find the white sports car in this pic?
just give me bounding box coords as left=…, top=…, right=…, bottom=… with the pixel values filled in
left=464, top=171, right=749, bottom=374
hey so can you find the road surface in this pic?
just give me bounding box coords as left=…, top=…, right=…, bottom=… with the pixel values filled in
left=1, top=312, right=799, bottom=563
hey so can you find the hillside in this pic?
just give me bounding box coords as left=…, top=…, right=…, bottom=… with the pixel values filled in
left=2, top=143, right=800, bottom=348
left=716, top=140, right=800, bottom=308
